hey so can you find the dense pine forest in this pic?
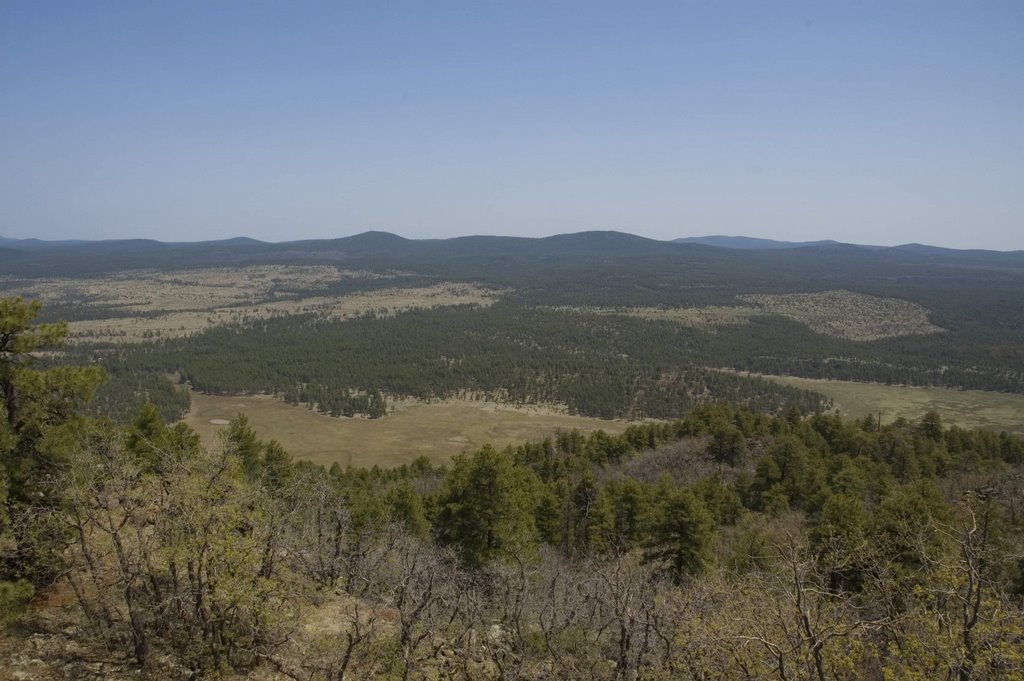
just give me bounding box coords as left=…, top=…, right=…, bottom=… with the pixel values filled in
left=109, top=305, right=823, bottom=419
left=2, top=297, right=1023, bottom=679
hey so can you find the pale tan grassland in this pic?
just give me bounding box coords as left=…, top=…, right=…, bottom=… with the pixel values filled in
left=758, top=374, right=1024, bottom=435
left=183, top=391, right=627, bottom=468
left=574, top=289, right=944, bottom=341
left=1, top=265, right=499, bottom=343
left=65, top=282, right=498, bottom=342
left=2, top=265, right=367, bottom=311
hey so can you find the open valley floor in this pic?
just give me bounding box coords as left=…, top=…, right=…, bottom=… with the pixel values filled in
left=183, top=390, right=627, bottom=468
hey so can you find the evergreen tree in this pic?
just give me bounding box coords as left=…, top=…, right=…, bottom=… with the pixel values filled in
left=261, top=439, right=293, bottom=491
left=0, top=297, right=105, bottom=614
left=388, top=479, right=429, bottom=538
left=224, top=413, right=261, bottom=480
left=435, top=445, right=539, bottom=567
left=710, top=422, right=747, bottom=466
left=646, top=485, right=714, bottom=583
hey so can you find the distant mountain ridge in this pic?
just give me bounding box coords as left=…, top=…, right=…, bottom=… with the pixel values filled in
left=0, top=231, right=1021, bottom=278
left=673, top=234, right=1023, bottom=257
left=0, top=235, right=263, bottom=250
left=0, top=236, right=92, bottom=250
left=672, top=235, right=850, bottom=250
left=3, top=231, right=1018, bottom=254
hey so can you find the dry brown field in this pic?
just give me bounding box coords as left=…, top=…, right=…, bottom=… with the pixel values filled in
left=66, top=282, right=497, bottom=342
left=0, top=265, right=500, bottom=343
left=759, top=374, right=1024, bottom=435
left=183, top=391, right=627, bottom=468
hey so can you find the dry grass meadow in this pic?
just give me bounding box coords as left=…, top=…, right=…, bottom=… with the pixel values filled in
left=0, top=265, right=500, bottom=343
left=66, top=282, right=498, bottom=342
left=760, top=374, right=1024, bottom=435
left=183, top=391, right=627, bottom=468
left=4, top=265, right=356, bottom=310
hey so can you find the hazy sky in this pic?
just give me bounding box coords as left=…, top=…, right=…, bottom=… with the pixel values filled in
left=1, top=2, right=1022, bottom=249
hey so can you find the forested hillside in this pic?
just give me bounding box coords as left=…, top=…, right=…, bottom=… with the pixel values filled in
left=1, top=299, right=1022, bottom=679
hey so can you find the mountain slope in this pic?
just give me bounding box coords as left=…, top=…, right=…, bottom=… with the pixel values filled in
left=673, top=235, right=845, bottom=249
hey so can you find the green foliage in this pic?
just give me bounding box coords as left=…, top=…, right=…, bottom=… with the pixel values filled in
left=873, top=481, right=952, bottom=575
left=57, top=422, right=301, bottom=671
left=645, top=483, right=715, bottom=583
left=85, top=364, right=190, bottom=423
left=692, top=474, right=744, bottom=525
left=435, top=445, right=540, bottom=567
left=604, top=477, right=655, bottom=553
left=0, top=297, right=105, bottom=458
left=755, top=434, right=829, bottom=513
left=261, top=439, right=293, bottom=491
left=387, top=479, right=429, bottom=537
left=1, top=297, right=105, bottom=586
left=125, top=402, right=201, bottom=472
left=710, top=422, right=748, bottom=466
left=0, top=578, right=33, bottom=629
left=918, top=409, right=943, bottom=440
left=224, top=413, right=262, bottom=480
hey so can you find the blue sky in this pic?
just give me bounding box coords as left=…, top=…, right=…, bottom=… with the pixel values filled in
left=1, top=1, right=1021, bottom=249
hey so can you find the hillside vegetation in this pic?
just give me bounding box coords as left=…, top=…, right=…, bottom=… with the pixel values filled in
left=2, top=298, right=1022, bottom=680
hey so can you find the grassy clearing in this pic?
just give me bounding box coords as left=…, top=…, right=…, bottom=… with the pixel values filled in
left=2, top=265, right=501, bottom=343
left=3, top=265, right=362, bottom=310
left=759, top=374, right=1024, bottom=434
left=66, top=282, right=499, bottom=342
left=577, top=289, right=943, bottom=341
left=182, top=391, right=626, bottom=468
